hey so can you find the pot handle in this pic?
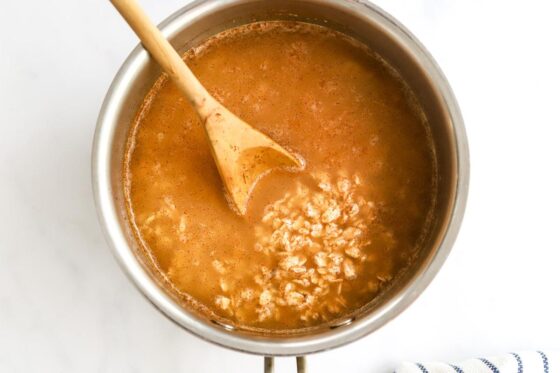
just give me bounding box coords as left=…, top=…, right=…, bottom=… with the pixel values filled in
left=264, top=356, right=306, bottom=373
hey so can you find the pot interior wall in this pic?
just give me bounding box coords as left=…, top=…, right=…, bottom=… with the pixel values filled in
left=107, top=0, right=457, bottom=339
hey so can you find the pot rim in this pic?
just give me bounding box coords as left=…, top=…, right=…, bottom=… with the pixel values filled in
left=92, top=0, right=469, bottom=356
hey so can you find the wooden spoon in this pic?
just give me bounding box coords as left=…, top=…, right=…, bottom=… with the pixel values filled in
left=110, top=0, right=304, bottom=215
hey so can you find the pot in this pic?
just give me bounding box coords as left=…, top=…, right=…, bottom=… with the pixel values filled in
left=92, top=0, right=469, bottom=371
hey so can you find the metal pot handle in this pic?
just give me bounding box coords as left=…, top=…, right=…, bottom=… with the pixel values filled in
left=264, top=356, right=307, bottom=373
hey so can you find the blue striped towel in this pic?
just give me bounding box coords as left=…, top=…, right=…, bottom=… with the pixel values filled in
left=395, top=351, right=556, bottom=373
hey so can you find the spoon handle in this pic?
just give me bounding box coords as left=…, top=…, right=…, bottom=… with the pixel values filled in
left=110, top=0, right=215, bottom=116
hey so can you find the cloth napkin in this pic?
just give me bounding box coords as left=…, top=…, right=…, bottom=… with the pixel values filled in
left=395, top=351, right=556, bottom=373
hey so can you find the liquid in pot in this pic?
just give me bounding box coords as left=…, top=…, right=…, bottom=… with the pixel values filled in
left=124, top=21, right=436, bottom=330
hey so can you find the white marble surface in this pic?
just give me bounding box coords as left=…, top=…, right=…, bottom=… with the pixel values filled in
left=1, top=0, right=559, bottom=372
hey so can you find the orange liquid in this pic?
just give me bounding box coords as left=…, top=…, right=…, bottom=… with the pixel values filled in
left=124, top=21, right=436, bottom=330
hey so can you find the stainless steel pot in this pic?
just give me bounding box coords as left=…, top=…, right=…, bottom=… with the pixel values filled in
left=92, top=0, right=469, bottom=371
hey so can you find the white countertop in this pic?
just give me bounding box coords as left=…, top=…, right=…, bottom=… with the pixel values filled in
left=1, top=0, right=559, bottom=372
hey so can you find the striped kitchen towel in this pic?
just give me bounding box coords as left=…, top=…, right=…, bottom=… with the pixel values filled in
left=395, top=351, right=557, bottom=373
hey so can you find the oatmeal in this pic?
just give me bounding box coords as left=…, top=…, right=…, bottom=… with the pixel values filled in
left=125, top=21, right=436, bottom=330
left=246, top=171, right=389, bottom=322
